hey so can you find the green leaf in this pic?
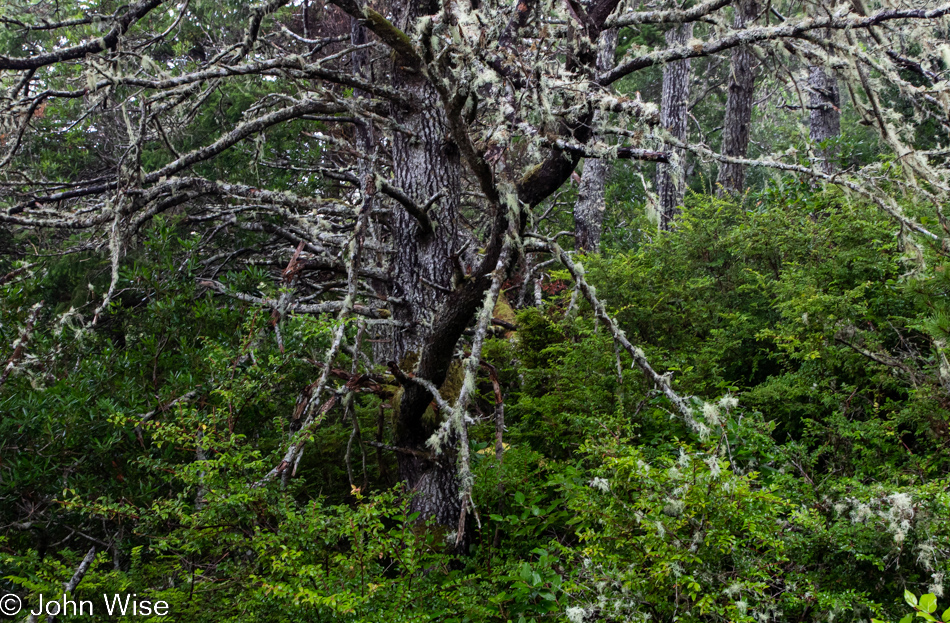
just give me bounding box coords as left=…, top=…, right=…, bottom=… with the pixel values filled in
left=941, top=609, right=950, bottom=623
left=921, top=595, right=938, bottom=614
left=907, top=591, right=920, bottom=608
left=902, top=614, right=916, bottom=623
left=519, top=564, right=533, bottom=582
left=514, top=491, right=525, bottom=505
left=917, top=613, right=937, bottom=622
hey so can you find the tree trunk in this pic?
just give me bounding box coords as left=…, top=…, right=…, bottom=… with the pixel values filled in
left=717, top=0, right=759, bottom=195
left=356, top=0, right=608, bottom=543
left=573, top=28, right=618, bottom=252
left=388, top=0, right=466, bottom=539
left=808, top=64, right=840, bottom=174
left=389, top=86, right=463, bottom=365
left=656, top=22, right=694, bottom=230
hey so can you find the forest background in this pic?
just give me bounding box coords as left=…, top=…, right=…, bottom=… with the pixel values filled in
left=2, top=0, right=950, bottom=621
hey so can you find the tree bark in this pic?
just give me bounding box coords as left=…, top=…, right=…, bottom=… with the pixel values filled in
left=656, top=22, right=694, bottom=229
left=387, top=0, right=467, bottom=540
left=808, top=64, right=840, bottom=174
left=574, top=28, right=618, bottom=252
left=389, top=86, right=463, bottom=365
left=717, top=0, right=759, bottom=195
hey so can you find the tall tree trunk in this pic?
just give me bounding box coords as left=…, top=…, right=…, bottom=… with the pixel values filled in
left=574, top=28, right=617, bottom=252
left=389, top=89, right=462, bottom=365
left=388, top=0, right=467, bottom=538
left=808, top=64, right=840, bottom=174
left=717, top=0, right=759, bottom=195
left=656, top=22, right=694, bottom=230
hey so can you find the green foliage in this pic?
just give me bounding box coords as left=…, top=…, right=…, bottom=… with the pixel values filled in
left=5, top=190, right=950, bottom=622
left=874, top=592, right=950, bottom=623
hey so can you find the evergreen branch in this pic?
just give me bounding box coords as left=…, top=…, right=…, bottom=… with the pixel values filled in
left=0, top=0, right=166, bottom=71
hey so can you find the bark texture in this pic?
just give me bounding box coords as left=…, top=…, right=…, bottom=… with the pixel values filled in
left=808, top=64, right=840, bottom=174
left=390, top=85, right=463, bottom=364
left=717, top=0, right=759, bottom=194
left=387, top=0, right=467, bottom=541
left=656, top=22, right=694, bottom=230
left=573, top=28, right=618, bottom=252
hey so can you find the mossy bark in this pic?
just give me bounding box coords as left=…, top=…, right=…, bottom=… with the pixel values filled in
left=656, top=22, right=694, bottom=229
left=717, top=0, right=759, bottom=195
left=574, top=28, right=618, bottom=250
left=809, top=64, right=840, bottom=174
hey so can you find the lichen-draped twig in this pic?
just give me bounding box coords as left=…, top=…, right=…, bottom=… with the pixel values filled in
left=484, top=361, right=506, bottom=549
left=198, top=279, right=391, bottom=319
left=542, top=238, right=702, bottom=434
left=608, top=0, right=731, bottom=27
left=670, top=137, right=945, bottom=246
left=407, top=374, right=455, bottom=414
left=133, top=390, right=200, bottom=443
left=257, top=134, right=377, bottom=487
left=0, top=301, right=43, bottom=393
left=344, top=320, right=369, bottom=492
left=433, top=234, right=515, bottom=546
left=26, top=546, right=96, bottom=623
left=602, top=4, right=950, bottom=85
left=91, top=206, right=125, bottom=326
left=256, top=320, right=348, bottom=487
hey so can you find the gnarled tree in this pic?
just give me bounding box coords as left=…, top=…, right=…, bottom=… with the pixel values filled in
left=3, top=0, right=950, bottom=545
